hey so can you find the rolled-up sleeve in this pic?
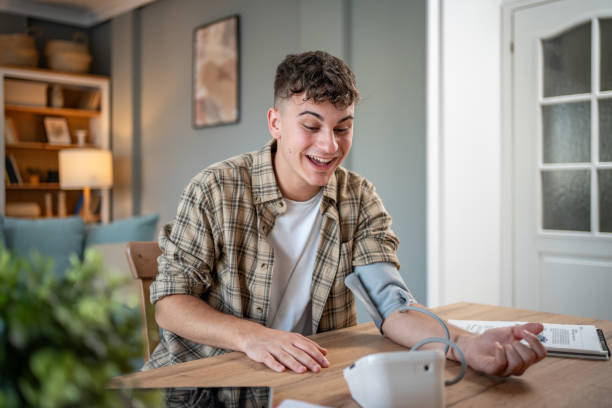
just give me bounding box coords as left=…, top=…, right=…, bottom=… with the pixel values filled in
left=351, top=180, right=400, bottom=269
left=150, top=177, right=217, bottom=304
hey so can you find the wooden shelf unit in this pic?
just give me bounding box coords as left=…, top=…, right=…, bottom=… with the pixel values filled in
left=1, top=66, right=110, bottom=223
left=6, top=142, right=98, bottom=150
left=6, top=183, right=61, bottom=190
left=5, top=104, right=101, bottom=118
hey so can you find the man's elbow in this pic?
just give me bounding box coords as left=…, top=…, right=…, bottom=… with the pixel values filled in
left=154, top=294, right=194, bottom=330
left=154, top=296, right=172, bottom=330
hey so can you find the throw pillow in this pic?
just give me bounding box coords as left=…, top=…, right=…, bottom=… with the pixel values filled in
left=3, top=216, right=85, bottom=275
left=84, top=214, right=159, bottom=247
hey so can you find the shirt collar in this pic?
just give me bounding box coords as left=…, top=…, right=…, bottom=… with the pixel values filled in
left=322, top=168, right=338, bottom=205
left=252, top=139, right=338, bottom=205
left=252, top=139, right=283, bottom=204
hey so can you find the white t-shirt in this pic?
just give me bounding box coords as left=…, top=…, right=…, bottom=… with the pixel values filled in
left=267, top=189, right=324, bottom=335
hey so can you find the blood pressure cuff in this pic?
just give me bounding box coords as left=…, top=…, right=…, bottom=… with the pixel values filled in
left=345, top=262, right=417, bottom=332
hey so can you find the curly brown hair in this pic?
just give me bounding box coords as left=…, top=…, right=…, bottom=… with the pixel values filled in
left=274, top=51, right=360, bottom=108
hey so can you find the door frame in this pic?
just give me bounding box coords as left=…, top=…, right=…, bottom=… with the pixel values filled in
left=501, top=0, right=577, bottom=308
left=427, top=0, right=533, bottom=308
left=427, top=0, right=510, bottom=307
left=426, top=0, right=442, bottom=307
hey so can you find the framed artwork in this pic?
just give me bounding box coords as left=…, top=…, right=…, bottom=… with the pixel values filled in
left=44, top=117, right=71, bottom=145
left=193, top=15, right=240, bottom=128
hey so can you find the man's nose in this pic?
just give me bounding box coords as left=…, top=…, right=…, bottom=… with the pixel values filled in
left=317, top=129, right=338, bottom=153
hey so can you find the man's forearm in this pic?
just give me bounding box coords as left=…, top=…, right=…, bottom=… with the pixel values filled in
left=154, top=294, right=330, bottom=373
left=155, top=294, right=261, bottom=353
left=380, top=304, right=474, bottom=361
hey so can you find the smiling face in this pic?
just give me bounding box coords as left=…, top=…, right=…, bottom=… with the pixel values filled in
left=267, top=94, right=354, bottom=201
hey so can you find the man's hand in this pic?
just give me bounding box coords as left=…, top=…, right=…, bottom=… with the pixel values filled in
left=382, top=307, right=547, bottom=378
left=240, top=325, right=329, bottom=373
left=455, top=322, right=547, bottom=376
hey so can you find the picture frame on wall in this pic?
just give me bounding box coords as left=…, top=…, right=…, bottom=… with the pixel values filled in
left=193, top=14, right=240, bottom=128
left=44, top=117, right=71, bottom=145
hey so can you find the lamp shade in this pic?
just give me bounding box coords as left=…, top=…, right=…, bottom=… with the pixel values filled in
left=59, top=148, right=113, bottom=189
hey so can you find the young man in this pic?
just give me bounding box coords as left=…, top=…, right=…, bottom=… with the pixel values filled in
left=146, top=51, right=546, bottom=380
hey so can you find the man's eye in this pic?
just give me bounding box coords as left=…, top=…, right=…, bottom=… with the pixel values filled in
left=335, top=127, right=349, bottom=133
left=303, top=125, right=319, bottom=131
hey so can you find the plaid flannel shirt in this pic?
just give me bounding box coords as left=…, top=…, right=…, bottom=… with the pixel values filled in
left=145, top=139, right=400, bottom=372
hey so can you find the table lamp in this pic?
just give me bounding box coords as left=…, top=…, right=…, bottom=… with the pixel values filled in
left=59, top=148, right=113, bottom=222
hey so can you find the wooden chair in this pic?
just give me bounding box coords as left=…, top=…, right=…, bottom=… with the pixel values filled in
left=125, top=241, right=162, bottom=362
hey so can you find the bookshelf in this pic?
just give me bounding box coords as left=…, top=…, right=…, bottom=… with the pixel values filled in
left=1, top=66, right=110, bottom=223
left=6, top=142, right=98, bottom=150
left=6, top=183, right=60, bottom=190
left=6, top=104, right=102, bottom=118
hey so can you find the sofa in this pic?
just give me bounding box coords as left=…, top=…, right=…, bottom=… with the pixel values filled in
left=0, top=214, right=159, bottom=276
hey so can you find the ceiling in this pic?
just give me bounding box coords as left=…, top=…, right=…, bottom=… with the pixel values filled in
left=0, top=0, right=157, bottom=27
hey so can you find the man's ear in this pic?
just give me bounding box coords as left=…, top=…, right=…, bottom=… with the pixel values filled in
left=267, top=107, right=282, bottom=140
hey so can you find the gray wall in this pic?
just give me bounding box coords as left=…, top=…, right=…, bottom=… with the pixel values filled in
left=112, top=0, right=427, bottom=312
left=90, top=21, right=111, bottom=77
left=350, top=0, right=427, bottom=304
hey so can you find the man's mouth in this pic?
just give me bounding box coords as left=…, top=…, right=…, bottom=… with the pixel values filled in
left=306, top=154, right=337, bottom=168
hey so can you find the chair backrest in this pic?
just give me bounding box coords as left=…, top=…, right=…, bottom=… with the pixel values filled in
left=125, top=241, right=162, bottom=362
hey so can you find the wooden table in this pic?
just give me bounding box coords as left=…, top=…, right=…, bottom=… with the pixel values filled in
left=110, top=302, right=612, bottom=407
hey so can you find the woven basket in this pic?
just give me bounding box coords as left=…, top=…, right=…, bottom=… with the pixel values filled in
left=0, top=33, right=39, bottom=67
left=47, top=50, right=92, bottom=73
left=45, top=32, right=91, bottom=73
left=45, top=32, right=89, bottom=55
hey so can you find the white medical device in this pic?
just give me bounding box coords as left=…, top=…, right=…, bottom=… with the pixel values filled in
left=343, top=273, right=467, bottom=408
left=344, top=350, right=445, bottom=408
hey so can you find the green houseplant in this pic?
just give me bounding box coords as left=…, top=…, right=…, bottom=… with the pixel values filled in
left=0, top=247, right=158, bottom=407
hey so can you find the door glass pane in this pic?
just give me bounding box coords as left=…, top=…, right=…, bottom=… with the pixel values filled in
left=542, top=170, right=590, bottom=231
left=601, top=18, right=612, bottom=91
left=600, top=170, right=612, bottom=233
left=542, top=22, right=591, bottom=97
left=542, top=102, right=591, bottom=163
left=600, top=99, right=612, bottom=162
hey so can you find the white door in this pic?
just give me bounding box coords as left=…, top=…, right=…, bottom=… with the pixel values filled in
left=513, top=0, right=612, bottom=320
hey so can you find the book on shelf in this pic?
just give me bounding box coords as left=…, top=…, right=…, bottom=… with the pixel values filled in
left=78, top=89, right=101, bottom=110
left=4, top=117, right=19, bottom=143
left=5, top=156, right=18, bottom=184
left=72, top=192, right=102, bottom=216
left=5, top=159, right=16, bottom=183
left=90, top=191, right=102, bottom=215
left=449, top=319, right=610, bottom=361
left=7, top=154, right=22, bottom=184
left=73, top=193, right=84, bottom=215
